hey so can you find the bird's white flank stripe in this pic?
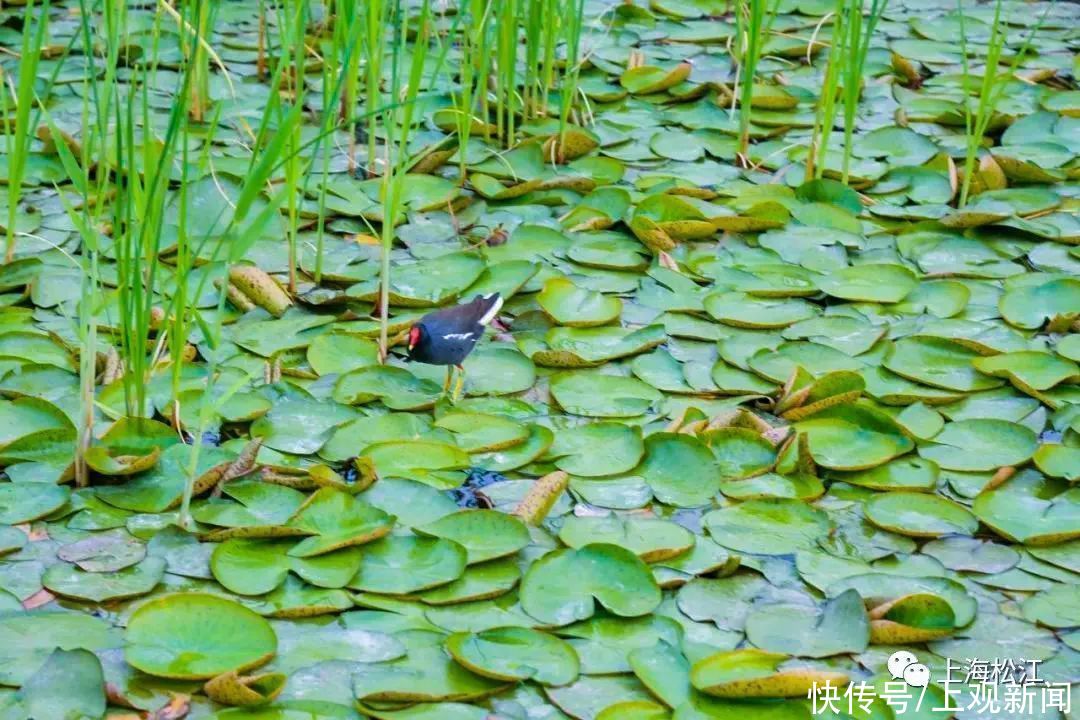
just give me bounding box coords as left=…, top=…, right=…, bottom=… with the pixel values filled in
left=443, top=332, right=475, bottom=341
left=479, top=294, right=504, bottom=326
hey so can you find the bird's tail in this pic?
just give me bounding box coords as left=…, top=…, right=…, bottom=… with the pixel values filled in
left=476, top=292, right=503, bottom=326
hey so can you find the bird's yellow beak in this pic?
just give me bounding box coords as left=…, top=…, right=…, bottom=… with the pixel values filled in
left=406, top=326, right=420, bottom=352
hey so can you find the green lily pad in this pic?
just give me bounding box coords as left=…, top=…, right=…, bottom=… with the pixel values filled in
left=348, top=535, right=467, bottom=594
left=538, top=278, right=622, bottom=327
left=973, top=351, right=1080, bottom=392
left=973, top=470, right=1080, bottom=545
left=193, top=480, right=308, bottom=538
left=550, top=372, right=662, bottom=418
left=704, top=499, right=832, bottom=555
left=333, top=366, right=443, bottom=410
left=434, top=413, right=528, bottom=453
left=307, top=333, right=381, bottom=376
left=1022, top=585, right=1080, bottom=629
left=827, top=573, right=977, bottom=627
left=885, top=337, right=1004, bottom=392
left=348, top=253, right=486, bottom=307
left=417, top=557, right=522, bottom=605
left=125, top=593, right=277, bottom=679
left=446, top=627, right=580, bottom=686
left=0, top=483, right=70, bottom=524
left=830, top=457, right=939, bottom=491
left=353, top=645, right=509, bottom=703
left=359, top=440, right=470, bottom=489
left=705, top=292, right=817, bottom=329
left=520, top=543, right=662, bottom=626
left=638, top=432, right=722, bottom=507
left=84, top=417, right=178, bottom=476
left=211, top=538, right=362, bottom=594
left=917, top=419, right=1038, bottom=471
left=795, top=405, right=915, bottom=470
left=1000, top=278, right=1080, bottom=330
left=416, top=510, right=530, bottom=564
left=744, top=589, right=869, bottom=658
left=0, top=611, right=120, bottom=686
left=250, top=397, right=358, bottom=455
left=1034, top=444, right=1080, bottom=482
left=461, top=346, right=536, bottom=396
left=42, top=556, right=165, bottom=602
left=286, top=488, right=395, bottom=556
left=864, top=491, right=978, bottom=537
left=559, top=515, right=694, bottom=562
left=547, top=421, right=644, bottom=477
left=819, top=264, right=918, bottom=303
left=701, top=428, right=778, bottom=479
left=17, top=648, right=106, bottom=720
left=526, top=325, right=666, bottom=367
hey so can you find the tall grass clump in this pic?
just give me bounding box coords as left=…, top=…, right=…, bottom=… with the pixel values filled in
left=451, top=0, right=494, bottom=177
left=494, top=0, right=519, bottom=145
left=522, top=0, right=557, bottom=120
left=364, top=0, right=391, bottom=176
left=805, top=0, right=846, bottom=181
left=838, top=0, right=887, bottom=182
left=377, top=0, right=433, bottom=358
left=805, top=0, right=887, bottom=182
left=733, top=0, right=780, bottom=161
left=955, top=0, right=1043, bottom=207
left=3, top=0, right=50, bottom=263
left=556, top=0, right=587, bottom=159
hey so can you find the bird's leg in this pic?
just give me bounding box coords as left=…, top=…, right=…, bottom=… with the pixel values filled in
left=451, top=364, right=465, bottom=403
left=443, top=365, right=454, bottom=393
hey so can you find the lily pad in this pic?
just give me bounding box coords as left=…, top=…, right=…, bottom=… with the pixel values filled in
left=125, top=593, right=277, bottom=679
left=690, top=648, right=849, bottom=698
left=520, top=543, right=662, bottom=626
left=973, top=470, right=1080, bottom=545
left=917, top=419, right=1038, bottom=471
left=348, top=535, right=468, bottom=594
left=538, top=278, right=622, bottom=327
left=416, top=510, right=530, bottom=564
left=704, top=499, right=832, bottom=555
left=864, top=491, right=979, bottom=537
left=446, top=627, right=580, bottom=686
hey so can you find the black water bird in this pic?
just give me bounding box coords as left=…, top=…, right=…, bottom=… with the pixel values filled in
left=406, top=293, right=503, bottom=400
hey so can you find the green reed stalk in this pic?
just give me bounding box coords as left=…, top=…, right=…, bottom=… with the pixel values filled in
left=365, top=0, right=390, bottom=176
left=557, top=0, right=586, bottom=157
left=541, top=0, right=559, bottom=116
left=522, top=0, right=544, bottom=120
left=378, top=0, right=432, bottom=358
left=734, top=0, right=780, bottom=160
left=189, top=0, right=213, bottom=121
left=806, top=0, right=846, bottom=181
left=4, top=0, right=49, bottom=263
left=839, top=0, right=887, bottom=183
left=280, top=0, right=308, bottom=293
left=111, top=0, right=198, bottom=419
left=454, top=0, right=494, bottom=174
left=495, top=0, right=518, bottom=145
left=956, top=0, right=1043, bottom=207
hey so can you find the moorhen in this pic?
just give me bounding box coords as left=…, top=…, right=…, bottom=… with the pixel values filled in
left=407, top=292, right=503, bottom=400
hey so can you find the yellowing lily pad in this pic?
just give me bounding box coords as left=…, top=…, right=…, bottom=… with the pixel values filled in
left=690, top=648, right=849, bottom=698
